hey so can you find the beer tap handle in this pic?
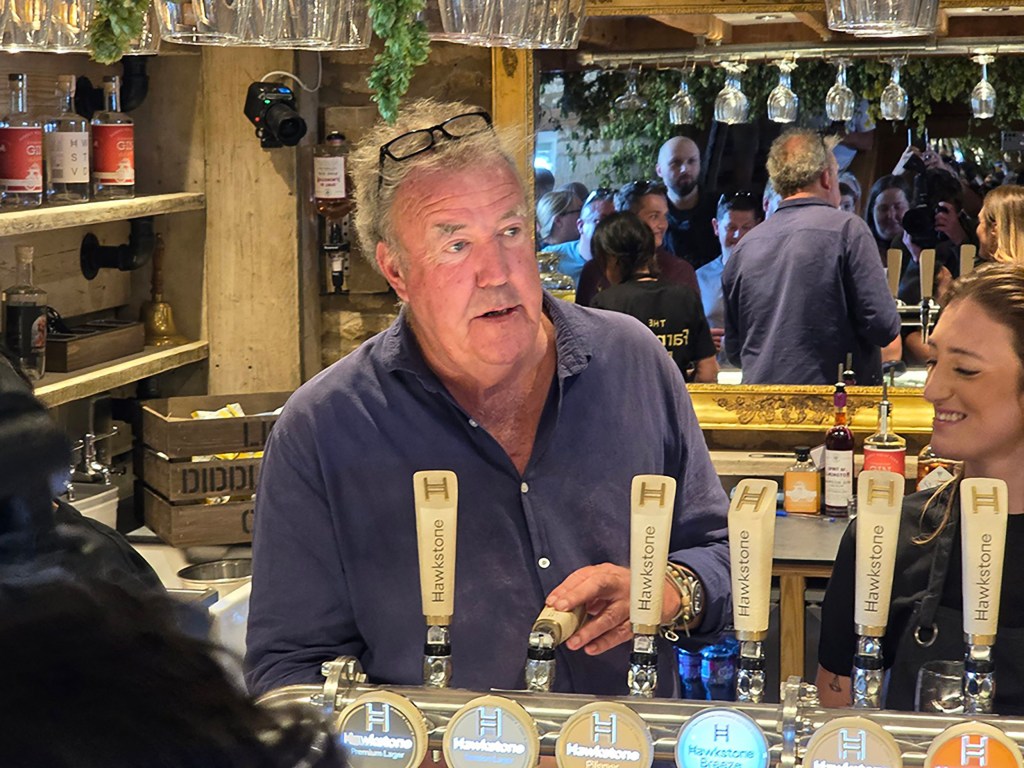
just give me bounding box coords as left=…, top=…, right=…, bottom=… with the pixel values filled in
left=851, top=471, right=904, bottom=709
left=627, top=474, right=676, bottom=698
left=525, top=605, right=586, bottom=693
left=960, top=478, right=1008, bottom=714
left=886, top=248, right=902, bottom=301
left=727, top=479, right=778, bottom=703
left=919, top=248, right=936, bottom=301
left=413, top=470, right=459, bottom=688
left=960, top=244, right=977, bottom=280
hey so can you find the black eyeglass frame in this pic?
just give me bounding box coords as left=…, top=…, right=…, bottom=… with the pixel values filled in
left=377, top=110, right=493, bottom=190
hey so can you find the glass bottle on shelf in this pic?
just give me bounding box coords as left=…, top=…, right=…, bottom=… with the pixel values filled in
left=862, top=380, right=907, bottom=476
left=784, top=445, right=820, bottom=514
left=0, top=73, right=44, bottom=210
left=44, top=75, right=90, bottom=205
left=313, top=132, right=353, bottom=220
left=2, top=245, right=47, bottom=380
left=91, top=76, right=135, bottom=200
left=824, top=382, right=854, bottom=516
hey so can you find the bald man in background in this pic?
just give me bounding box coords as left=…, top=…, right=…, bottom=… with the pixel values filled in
left=655, top=136, right=721, bottom=270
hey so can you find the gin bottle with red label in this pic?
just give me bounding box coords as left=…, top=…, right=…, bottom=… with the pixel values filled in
left=0, top=74, right=43, bottom=209
left=91, top=76, right=134, bottom=200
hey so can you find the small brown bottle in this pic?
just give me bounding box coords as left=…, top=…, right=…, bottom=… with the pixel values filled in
left=784, top=446, right=820, bottom=514
left=916, top=443, right=958, bottom=491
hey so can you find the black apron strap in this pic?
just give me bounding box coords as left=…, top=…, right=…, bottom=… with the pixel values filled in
left=912, top=501, right=957, bottom=647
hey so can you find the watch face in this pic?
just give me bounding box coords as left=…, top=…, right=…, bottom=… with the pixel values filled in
left=689, top=576, right=704, bottom=616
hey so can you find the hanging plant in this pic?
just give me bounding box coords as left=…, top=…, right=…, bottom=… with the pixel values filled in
left=89, top=0, right=151, bottom=64
left=367, top=0, right=430, bottom=123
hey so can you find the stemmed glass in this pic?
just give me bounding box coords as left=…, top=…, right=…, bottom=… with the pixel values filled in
left=971, top=54, right=996, bottom=119
left=767, top=59, right=799, bottom=124
left=614, top=67, right=648, bottom=112
left=825, top=59, right=855, bottom=122
left=714, top=62, right=749, bottom=125
left=668, top=67, right=696, bottom=125
left=880, top=57, right=909, bottom=121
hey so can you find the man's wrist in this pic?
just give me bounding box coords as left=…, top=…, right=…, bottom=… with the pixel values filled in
left=663, top=561, right=706, bottom=634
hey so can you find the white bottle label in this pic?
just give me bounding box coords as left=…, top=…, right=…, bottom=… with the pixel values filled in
left=314, top=155, right=346, bottom=199
left=824, top=449, right=854, bottom=509
left=45, top=131, right=90, bottom=183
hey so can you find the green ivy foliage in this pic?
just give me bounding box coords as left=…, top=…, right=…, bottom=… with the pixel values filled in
left=368, top=0, right=430, bottom=124
left=550, top=57, right=1024, bottom=184
left=89, top=0, right=151, bottom=64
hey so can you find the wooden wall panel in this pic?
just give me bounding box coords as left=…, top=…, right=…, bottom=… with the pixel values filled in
left=201, top=47, right=301, bottom=395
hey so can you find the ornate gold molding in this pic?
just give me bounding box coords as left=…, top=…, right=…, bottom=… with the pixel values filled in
left=491, top=48, right=534, bottom=188
left=688, top=384, right=934, bottom=434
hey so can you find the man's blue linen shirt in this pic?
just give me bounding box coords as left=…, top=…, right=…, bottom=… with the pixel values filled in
left=245, top=294, right=730, bottom=697
left=721, top=197, right=900, bottom=385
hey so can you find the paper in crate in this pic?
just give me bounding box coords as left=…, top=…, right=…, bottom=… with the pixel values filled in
left=138, top=392, right=290, bottom=547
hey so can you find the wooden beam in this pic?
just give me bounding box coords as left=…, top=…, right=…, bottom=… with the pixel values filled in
left=587, top=0, right=822, bottom=16
left=793, top=11, right=832, bottom=41
left=491, top=49, right=535, bottom=191
left=653, top=13, right=732, bottom=43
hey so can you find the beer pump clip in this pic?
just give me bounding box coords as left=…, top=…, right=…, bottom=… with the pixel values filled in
left=960, top=478, right=1008, bottom=714
left=887, top=248, right=903, bottom=307
left=727, top=479, right=779, bottom=703
left=413, top=470, right=458, bottom=688
left=627, top=474, right=677, bottom=698
left=851, top=471, right=905, bottom=709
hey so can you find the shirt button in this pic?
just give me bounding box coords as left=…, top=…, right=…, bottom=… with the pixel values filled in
left=521, top=482, right=529, bottom=493
left=538, top=557, right=550, bottom=569
left=468, top=418, right=479, bottom=428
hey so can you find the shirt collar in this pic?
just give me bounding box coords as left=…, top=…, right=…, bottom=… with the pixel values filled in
left=777, top=196, right=835, bottom=211
left=380, top=292, right=593, bottom=386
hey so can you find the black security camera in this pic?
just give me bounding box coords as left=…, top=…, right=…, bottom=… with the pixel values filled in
left=243, top=81, right=307, bottom=149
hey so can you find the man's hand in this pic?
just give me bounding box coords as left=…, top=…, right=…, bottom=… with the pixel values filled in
left=546, top=563, right=681, bottom=656
left=710, top=327, right=724, bottom=352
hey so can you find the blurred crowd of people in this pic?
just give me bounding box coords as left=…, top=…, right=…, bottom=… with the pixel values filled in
left=537, top=133, right=1024, bottom=383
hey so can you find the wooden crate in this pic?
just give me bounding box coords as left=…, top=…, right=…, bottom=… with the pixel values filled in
left=139, top=392, right=289, bottom=458
left=137, top=391, right=290, bottom=546
left=143, top=488, right=254, bottom=547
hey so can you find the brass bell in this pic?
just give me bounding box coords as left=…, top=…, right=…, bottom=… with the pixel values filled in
left=141, top=234, right=187, bottom=347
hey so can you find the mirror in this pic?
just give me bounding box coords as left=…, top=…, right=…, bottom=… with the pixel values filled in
left=495, top=2, right=1024, bottom=395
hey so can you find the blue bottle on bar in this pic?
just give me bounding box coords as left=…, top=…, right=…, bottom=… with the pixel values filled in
left=700, top=636, right=739, bottom=701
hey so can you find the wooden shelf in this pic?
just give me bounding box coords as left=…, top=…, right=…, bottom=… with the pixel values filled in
left=0, top=193, right=205, bottom=237
left=34, top=341, right=209, bottom=407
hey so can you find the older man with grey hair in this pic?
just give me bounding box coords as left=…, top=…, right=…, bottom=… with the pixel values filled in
left=245, top=100, right=731, bottom=698
left=722, top=129, right=901, bottom=385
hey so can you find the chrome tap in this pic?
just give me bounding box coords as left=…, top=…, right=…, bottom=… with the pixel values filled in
left=69, top=427, right=119, bottom=488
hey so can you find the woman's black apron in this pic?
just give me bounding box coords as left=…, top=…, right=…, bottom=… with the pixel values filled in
left=885, top=506, right=1024, bottom=714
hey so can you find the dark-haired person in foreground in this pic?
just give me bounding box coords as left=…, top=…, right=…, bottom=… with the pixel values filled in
left=0, top=578, right=341, bottom=768
left=590, top=211, right=717, bottom=383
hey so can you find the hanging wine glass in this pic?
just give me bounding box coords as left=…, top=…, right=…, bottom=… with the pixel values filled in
left=971, top=53, right=996, bottom=120
left=880, top=57, right=908, bottom=121
left=825, top=58, right=855, bottom=122
left=714, top=61, right=749, bottom=125
left=767, top=59, right=799, bottom=124
left=614, top=67, right=648, bottom=112
left=668, top=67, right=696, bottom=125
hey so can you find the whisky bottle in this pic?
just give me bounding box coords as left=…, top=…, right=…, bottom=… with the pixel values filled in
left=91, top=76, right=134, bottom=200
left=43, top=75, right=90, bottom=205
left=783, top=445, right=820, bottom=514
left=862, top=381, right=906, bottom=476
left=824, top=382, right=854, bottom=516
left=0, top=73, right=43, bottom=209
left=313, top=132, right=353, bottom=220
left=2, top=245, right=47, bottom=379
